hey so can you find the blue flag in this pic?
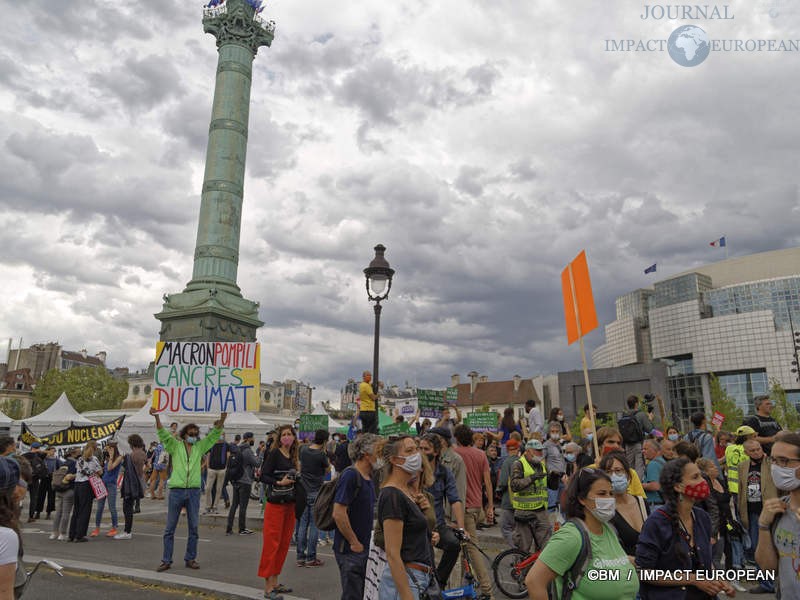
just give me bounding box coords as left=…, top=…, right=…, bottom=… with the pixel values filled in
left=644, top=263, right=657, bottom=274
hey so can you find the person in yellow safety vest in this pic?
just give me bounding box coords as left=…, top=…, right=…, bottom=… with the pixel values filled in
left=509, top=439, right=552, bottom=554
left=726, top=425, right=757, bottom=495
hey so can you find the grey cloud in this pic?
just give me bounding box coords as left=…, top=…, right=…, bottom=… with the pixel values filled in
left=454, top=166, right=486, bottom=197
left=90, top=55, right=185, bottom=112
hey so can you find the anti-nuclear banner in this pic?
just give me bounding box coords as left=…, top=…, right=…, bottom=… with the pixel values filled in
left=20, top=417, right=126, bottom=458
left=298, top=414, right=329, bottom=441
left=464, top=411, right=499, bottom=433
left=152, top=342, right=260, bottom=414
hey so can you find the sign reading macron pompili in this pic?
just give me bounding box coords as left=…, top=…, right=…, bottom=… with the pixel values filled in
left=152, top=342, right=260, bottom=413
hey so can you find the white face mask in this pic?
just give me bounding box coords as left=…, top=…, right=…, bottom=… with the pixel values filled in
left=398, top=452, right=422, bottom=474
left=771, top=464, right=800, bottom=491
left=589, top=497, right=616, bottom=522
left=549, top=433, right=560, bottom=441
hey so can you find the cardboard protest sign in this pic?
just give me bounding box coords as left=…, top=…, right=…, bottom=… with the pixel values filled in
left=711, top=411, right=725, bottom=428
left=417, top=389, right=445, bottom=419
left=380, top=421, right=413, bottom=437
left=299, top=414, right=329, bottom=441
left=152, top=342, right=260, bottom=413
left=397, top=399, right=418, bottom=419
left=21, top=417, right=126, bottom=459
left=446, top=387, right=458, bottom=405
left=464, top=411, right=499, bottom=433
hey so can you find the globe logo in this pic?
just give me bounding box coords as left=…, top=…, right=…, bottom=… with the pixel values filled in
left=668, top=25, right=711, bottom=67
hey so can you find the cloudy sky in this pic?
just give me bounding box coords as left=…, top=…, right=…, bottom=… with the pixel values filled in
left=1, top=0, right=798, bottom=406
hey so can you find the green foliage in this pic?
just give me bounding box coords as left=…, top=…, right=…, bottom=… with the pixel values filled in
left=31, top=367, right=128, bottom=415
left=0, top=399, right=26, bottom=420
left=771, top=378, right=800, bottom=431
left=569, top=410, right=616, bottom=440
left=479, top=403, right=491, bottom=412
left=709, top=373, right=744, bottom=431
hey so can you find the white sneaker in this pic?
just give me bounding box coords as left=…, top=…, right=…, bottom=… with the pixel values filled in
left=731, top=580, right=746, bottom=593
left=57, top=534, right=67, bottom=541
left=49, top=533, right=57, bottom=540
left=113, top=532, right=132, bottom=540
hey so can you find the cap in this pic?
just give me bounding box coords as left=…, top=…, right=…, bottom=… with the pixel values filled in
left=526, top=439, right=544, bottom=451
left=506, top=439, right=520, bottom=451
left=243, top=431, right=254, bottom=439
left=736, top=425, right=757, bottom=436
left=429, top=427, right=452, bottom=442
left=30, top=442, right=42, bottom=449
left=0, top=457, right=20, bottom=492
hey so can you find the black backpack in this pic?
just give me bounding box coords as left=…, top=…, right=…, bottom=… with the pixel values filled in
left=25, top=453, right=48, bottom=480
left=547, top=518, right=592, bottom=600
left=313, top=467, right=362, bottom=532
left=226, top=445, right=244, bottom=483
left=618, top=412, right=644, bottom=444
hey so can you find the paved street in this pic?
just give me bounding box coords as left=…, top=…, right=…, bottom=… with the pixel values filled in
left=20, top=496, right=773, bottom=599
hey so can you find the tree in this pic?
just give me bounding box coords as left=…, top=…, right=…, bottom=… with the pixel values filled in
left=770, top=378, right=800, bottom=431
left=31, top=367, right=128, bottom=415
left=709, top=373, right=744, bottom=432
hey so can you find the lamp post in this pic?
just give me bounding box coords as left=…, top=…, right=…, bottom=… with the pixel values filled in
left=512, top=374, right=521, bottom=409
left=789, top=310, right=800, bottom=384
left=364, top=244, right=395, bottom=418
left=468, top=371, right=479, bottom=411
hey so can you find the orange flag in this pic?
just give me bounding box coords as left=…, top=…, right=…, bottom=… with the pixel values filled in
left=561, top=250, right=599, bottom=345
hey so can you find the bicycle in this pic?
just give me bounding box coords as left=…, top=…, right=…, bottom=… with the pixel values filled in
left=16, top=559, right=64, bottom=599
left=441, top=529, right=494, bottom=600
left=491, top=547, right=539, bottom=599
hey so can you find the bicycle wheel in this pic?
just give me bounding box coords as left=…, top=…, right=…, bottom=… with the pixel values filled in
left=492, top=548, right=532, bottom=599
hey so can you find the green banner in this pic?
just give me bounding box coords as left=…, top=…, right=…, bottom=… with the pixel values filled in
left=380, top=421, right=414, bottom=437
left=464, top=411, right=499, bottom=432
left=299, top=414, right=329, bottom=440
left=417, top=389, right=445, bottom=418
left=446, top=387, right=458, bottom=404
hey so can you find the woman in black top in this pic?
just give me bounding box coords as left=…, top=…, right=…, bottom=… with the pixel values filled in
left=598, top=451, right=646, bottom=556
left=258, top=425, right=299, bottom=600
left=378, top=435, right=435, bottom=600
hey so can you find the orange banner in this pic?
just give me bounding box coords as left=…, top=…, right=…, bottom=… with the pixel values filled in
left=561, top=250, right=599, bottom=345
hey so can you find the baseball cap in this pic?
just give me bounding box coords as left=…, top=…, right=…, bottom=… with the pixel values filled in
left=30, top=442, right=42, bottom=449
left=429, top=427, right=452, bottom=442
left=0, top=457, right=20, bottom=493
left=736, top=425, right=756, bottom=436
left=506, top=439, right=520, bottom=451
left=243, top=431, right=254, bottom=439
left=526, top=439, right=544, bottom=451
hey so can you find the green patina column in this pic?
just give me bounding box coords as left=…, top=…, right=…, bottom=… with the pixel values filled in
left=155, top=0, right=273, bottom=342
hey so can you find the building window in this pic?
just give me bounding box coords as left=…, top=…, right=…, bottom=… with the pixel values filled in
left=264, top=391, right=271, bottom=401
left=144, top=385, right=152, bottom=395
left=132, top=385, right=140, bottom=395
left=668, top=373, right=704, bottom=422
left=717, top=370, right=770, bottom=416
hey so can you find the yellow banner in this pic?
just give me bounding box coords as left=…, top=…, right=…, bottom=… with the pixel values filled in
left=151, top=342, right=260, bottom=413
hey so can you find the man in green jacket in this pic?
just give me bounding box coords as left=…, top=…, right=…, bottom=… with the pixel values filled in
left=151, top=408, right=227, bottom=572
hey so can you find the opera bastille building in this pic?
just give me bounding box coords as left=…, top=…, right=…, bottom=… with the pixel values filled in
left=591, top=247, right=800, bottom=419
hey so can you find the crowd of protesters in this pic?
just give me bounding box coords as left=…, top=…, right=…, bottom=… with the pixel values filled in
left=5, top=372, right=800, bottom=600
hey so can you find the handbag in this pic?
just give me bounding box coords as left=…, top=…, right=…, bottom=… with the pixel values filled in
left=89, top=474, right=108, bottom=500
left=266, top=482, right=295, bottom=504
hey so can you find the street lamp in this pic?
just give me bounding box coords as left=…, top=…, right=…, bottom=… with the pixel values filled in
left=468, top=371, right=479, bottom=411
left=364, top=244, right=395, bottom=416
left=512, top=374, right=521, bottom=408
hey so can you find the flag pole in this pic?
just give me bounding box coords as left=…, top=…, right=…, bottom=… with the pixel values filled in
left=568, top=264, right=600, bottom=460
left=725, top=235, right=728, bottom=260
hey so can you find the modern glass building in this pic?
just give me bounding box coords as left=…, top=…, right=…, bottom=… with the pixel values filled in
left=592, top=247, right=800, bottom=420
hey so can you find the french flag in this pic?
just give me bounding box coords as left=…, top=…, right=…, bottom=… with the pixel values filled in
left=710, top=236, right=726, bottom=248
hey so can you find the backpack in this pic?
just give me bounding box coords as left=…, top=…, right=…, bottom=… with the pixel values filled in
left=687, top=429, right=711, bottom=454
left=547, top=518, right=592, bottom=600
left=226, top=444, right=245, bottom=483
left=618, top=412, right=644, bottom=444
left=312, top=467, right=362, bottom=532
left=26, top=454, right=47, bottom=480
left=51, top=465, right=70, bottom=491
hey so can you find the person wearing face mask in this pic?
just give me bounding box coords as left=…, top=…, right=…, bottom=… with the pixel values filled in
left=226, top=431, right=259, bottom=536
left=525, top=467, right=638, bottom=600
left=548, top=408, right=572, bottom=443
left=294, top=429, right=331, bottom=567
left=543, top=423, right=567, bottom=520
left=590, top=427, right=648, bottom=499
left=755, top=431, right=800, bottom=599
left=509, top=440, right=552, bottom=558
left=331, top=433, right=381, bottom=600
left=666, top=426, right=681, bottom=443
left=150, top=408, right=227, bottom=573
left=259, top=425, right=300, bottom=600
left=377, top=435, right=436, bottom=600
left=598, top=451, right=646, bottom=556
left=636, top=457, right=736, bottom=599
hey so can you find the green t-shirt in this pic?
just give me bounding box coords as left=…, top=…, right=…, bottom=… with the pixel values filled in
left=539, top=521, right=638, bottom=600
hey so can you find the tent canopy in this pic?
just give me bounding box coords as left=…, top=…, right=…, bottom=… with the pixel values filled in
left=124, top=401, right=181, bottom=425
left=224, top=411, right=266, bottom=425
left=24, top=393, right=97, bottom=425
left=0, top=411, right=12, bottom=425
left=311, top=403, right=347, bottom=429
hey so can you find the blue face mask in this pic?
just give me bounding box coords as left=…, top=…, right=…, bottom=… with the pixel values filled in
left=586, top=433, right=594, bottom=441
left=610, top=473, right=628, bottom=493
left=186, top=436, right=198, bottom=445
left=668, top=434, right=679, bottom=441
left=565, top=453, right=576, bottom=463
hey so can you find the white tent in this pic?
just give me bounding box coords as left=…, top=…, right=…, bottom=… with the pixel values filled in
left=0, top=411, right=12, bottom=426
left=311, top=403, right=347, bottom=429
left=123, top=401, right=181, bottom=425
left=225, top=411, right=266, bottom=426
left=23, top=393, right=97, bottom=428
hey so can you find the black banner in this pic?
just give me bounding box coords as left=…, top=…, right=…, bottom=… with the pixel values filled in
left=21, top=416, right=126, bottom=451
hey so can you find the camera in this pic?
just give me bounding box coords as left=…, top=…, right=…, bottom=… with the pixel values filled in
left=286, top=468, right=297, bottom=481
left=644, top=393, right=656, bottom=401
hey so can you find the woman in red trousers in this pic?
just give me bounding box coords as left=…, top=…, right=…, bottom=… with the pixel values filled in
left=258, top=425, right=299, bottom=600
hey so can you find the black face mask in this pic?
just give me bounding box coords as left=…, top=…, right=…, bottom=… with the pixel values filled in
left=249, top=441, right=255, bottom=447
left=425, top=453, right=436, bottom=462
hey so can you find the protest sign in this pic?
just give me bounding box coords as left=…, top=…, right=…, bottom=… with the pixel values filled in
left=446, top=387, right=458, bottom=404
left=397, top=399, right=418, bottom=419
left=417, top=389, right=445, bottom=419
left=464, top=411, right=499, bottom=433
left=299, top=414, right=329, bottom=441
left=380, top=421, right=413, bottom=437
left=21, top=417, right=126, bottom=459
left=711, top=411, right=725, bottom=428
left=151, top=341, right=260, bottom=413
